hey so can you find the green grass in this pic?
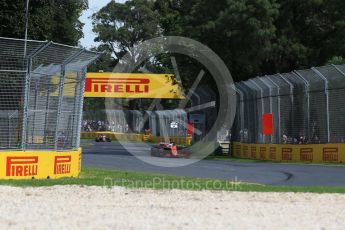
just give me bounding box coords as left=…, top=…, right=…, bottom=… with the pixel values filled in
left=0, top=167, right=345, bottom=194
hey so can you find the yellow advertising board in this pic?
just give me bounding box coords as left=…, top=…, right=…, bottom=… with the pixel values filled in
left=232, top=142, right=345, bottom=164
left=0, top=149, right=81, bottom=179
left=84, top=73, right=185, bottom=99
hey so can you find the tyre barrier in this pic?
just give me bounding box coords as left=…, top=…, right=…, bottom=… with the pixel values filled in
left=232, top=142, right=345, bottom=164
left=0, top=149, right=81, bottom=180
left=81, top=132, right=144, bottom=142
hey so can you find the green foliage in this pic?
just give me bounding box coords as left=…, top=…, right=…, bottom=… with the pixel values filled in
left=153, top=0, right=279, bottom=81
left=88, top=44, right=117, bottom=73
left=327, top=56, right=345, bottom=65
left=268, top=0, right=345, bottom=74
left=2, top=0, right=345, bottom=81
left=92, top=0, right=345, bottom=83
left=92, top=0, right=160, bottom=60
left=83, top=98, right=106, bottom=114
left=0, top=0, right=87, bottom=45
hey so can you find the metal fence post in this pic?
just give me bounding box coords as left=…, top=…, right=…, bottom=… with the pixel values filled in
left=263, top=77, right=280, bottom=143
left=235, top=86, right=245, bottom=142
left=7, top=112, right=10, bottom=147
left=54, top=64, right=66, bottom=150
left=249, top=79, right=264, bottom=115
left=311, top=67, right=330, bottom=143
left=76, top=69, right=87, bottom=149
left=43, top=78, right=51, bottom=144
left=21, top=57, right=31, bottom=150
left=279, top=74, right=294, bottom=141
left=279, top=74, right=294, bottom=106
left=236, top=83, right=251, bottom=143
left=332, top=64, right=345, bottom=77
left=249, top=79, right=265, bottom=143
left=242, top=81, right=259, bottom=143
left=243, top=79, right=265, bottom=142
left=257, top=78, right=273, bottom=143
left=31, top=83, right=38, bottom=143
left=267, top=77, right=280, bottom=143
left=293, top=71, right=311, bottom=142
left=21, top=41, right=51, bottom=150
left=71, top=73, right=80, bottom=147
left=54, top=49, right=85, bottom=150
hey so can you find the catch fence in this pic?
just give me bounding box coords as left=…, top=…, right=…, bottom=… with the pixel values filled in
left=0, top=37, right=100, bottom=150
left=233, top=64, right=345, bottom=144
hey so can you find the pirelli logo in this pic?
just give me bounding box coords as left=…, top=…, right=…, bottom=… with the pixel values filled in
left=6, top=156, right=38, bottom=177
left=85, top=78, right=150, bottom=94
left=78, top=152, right=82, bottom=173
left=251, top=146, right=257, bottom=159
left=282, top=148, right=293, bottom=161
left=54, top=156, right=72, bottom=175
left=323, top=148, right=338, bottom=162
left=243, top=146, right=249, bottom=157
left=260, top=147, right=266, bottom=159
left=235, top=145, right=241, bottom=156
left=269, top=147, right=276, bottom=160
left=300, top=148, right=313, bottom=162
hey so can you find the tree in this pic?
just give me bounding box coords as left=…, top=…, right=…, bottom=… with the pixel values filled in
left=91, top=0, right=164, bottom=110
left=92, top=0, right=160, bottom=62
left=88, top=44, right=117, bottom=73
left=268, top=0, right=345, bottom=73
left=92, top=0, right=345, bottom=83
left=84, top=44, right=117, bottom=112
left=0, top=0, right=87, bottom=45
left=327, top=56, right=345, bottom=65
left=155, top=0, right=279, bottom=81
left=213, top=0, right=279, bottom=80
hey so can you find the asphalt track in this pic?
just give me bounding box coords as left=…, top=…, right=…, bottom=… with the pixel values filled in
left=82, top=141, right=345, bottom=186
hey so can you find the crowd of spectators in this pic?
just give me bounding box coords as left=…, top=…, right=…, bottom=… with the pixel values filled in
left=237, top=129, right=319, bottom=144
left=82, top=120, right=129, bottom=133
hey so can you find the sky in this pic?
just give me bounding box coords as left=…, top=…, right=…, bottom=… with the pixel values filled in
left=79, top=0, right=126, bottom=48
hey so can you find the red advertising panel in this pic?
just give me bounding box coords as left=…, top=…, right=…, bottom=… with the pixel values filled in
left=187, top=123, right=194, bottom=136
left=262, top=113, right=273, bottom=135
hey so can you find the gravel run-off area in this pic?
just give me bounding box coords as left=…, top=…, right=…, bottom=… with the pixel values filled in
left=0, top=186, right=344, bottom=230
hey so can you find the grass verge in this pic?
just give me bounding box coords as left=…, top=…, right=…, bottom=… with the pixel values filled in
left=0, top=167, right=345, bottom=193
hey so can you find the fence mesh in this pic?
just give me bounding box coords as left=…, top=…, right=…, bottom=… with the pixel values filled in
left=0, top=37, right=100, bottom=151
left=233, top=64, right=345, bottom=144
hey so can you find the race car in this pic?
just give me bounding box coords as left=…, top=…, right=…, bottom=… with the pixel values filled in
left=95, top=134, right=112, bottom=142
left=151, top=142, right=190, bottom=158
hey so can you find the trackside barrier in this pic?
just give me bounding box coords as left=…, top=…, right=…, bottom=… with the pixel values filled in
left=81, top=132, right=192, bottom=146
left=232, top=142, right=345, bottom=163
left=0, top=149, right=81, bottom=179
left=81, top=132, right=144, bottom=142
left=233, top=65, right=345, bottom=145
left=0, top=37, right=100, bottom=180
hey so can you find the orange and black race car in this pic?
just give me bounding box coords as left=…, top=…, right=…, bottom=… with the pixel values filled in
left=95, top=134, right=112, bottom=142
left=150, top=142, right=190, bottom=158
